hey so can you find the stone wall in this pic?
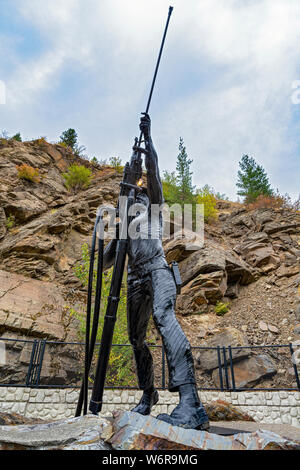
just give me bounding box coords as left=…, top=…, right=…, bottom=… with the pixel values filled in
left=0, top=387, right=299, bottom=427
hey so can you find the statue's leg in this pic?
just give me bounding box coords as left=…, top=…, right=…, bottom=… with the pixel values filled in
left=150, top=268, right=209, bottom=430
left=127, top=275, right=159, bottom=415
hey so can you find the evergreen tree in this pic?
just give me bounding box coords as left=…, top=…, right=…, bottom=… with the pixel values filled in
left=59, top=128, right=78, bottom=150
left=59, top=128, right=87, bottom=158
left=11, top=132, right=22, bottom=142
left=176, top=137, right=195, bottom=205
left=236, top=155, right=273, bottom=203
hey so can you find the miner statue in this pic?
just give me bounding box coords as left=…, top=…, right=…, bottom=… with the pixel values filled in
left=99, top=113, right=210, bottom=430
left=76, top=6, right=210, bottom=431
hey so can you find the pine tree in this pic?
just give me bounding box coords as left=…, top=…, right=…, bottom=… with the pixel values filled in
left=11, top=132, right=22, bottom=142
left=59, top=129, right=78, bottom=150
left=236, top=155, right=273, bottom=203
left=176, top=137, right=195, bottom=206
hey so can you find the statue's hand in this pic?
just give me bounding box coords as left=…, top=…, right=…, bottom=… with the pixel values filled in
left=140, top=113, right=151, bottom=141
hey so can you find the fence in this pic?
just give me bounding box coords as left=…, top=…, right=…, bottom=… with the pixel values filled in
left=0, top=337, right=299, bottom=392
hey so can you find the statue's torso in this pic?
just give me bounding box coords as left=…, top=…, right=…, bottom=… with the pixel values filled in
left=127, top=191, right=166, bottom=273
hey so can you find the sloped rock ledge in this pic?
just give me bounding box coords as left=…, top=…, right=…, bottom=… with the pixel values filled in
left=0, top=411, right=299, bottom=450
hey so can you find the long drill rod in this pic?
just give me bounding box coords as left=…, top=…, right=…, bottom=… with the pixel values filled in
left=138, top=5, right=173, bottom=146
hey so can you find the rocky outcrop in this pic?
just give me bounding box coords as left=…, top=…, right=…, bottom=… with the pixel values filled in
left=0, top=412, right=299, bottom=450
left=0, top=269, right=86, bottom=385
left=0, top=139, right=121, bottom=284
left=0, top=139, right=300, bottom=391
left=195, top=327, right=250, bottom=371
left=164, top=236, right=256, bottom=315
left=212, top=354, right=277, bottom=389
left=0, top=140, right=123, bottom=386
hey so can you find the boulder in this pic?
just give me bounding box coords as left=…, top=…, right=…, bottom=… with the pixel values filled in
left=163, top=230, right=204, bottom=263
left=0, top=415, right=110, bottom=450
left=178, top=239, right=255, bottom=288
left=0, top=411, right=299, bottom=450
left=106, top=411, right=299, bottom=451
left=179, top=240, right=226, bottom=285
left=276, top=265, right=300, bottom=278
left=205, top=400, right=255, bottom=422
left=212, top=354, right=277, bottom=389
left=0, top=191, right=48, bottom=223
left=195, top=327, right=249, bottom=371
left=0, top=269, right=84, bottom=385
left=0, top=412, right=44, bottom=426
left=176, top=270, right=227, bottom=314
left=224, top=251, right=256, bottom=284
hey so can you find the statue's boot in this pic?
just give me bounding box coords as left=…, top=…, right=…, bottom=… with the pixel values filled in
left=131, top=389, right=159, bottom=416
left=156, top=384, right=210, bottom=430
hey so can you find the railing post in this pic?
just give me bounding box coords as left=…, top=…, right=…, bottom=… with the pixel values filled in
left=35, top=340, right=46, bottom=387
left=289, top=343, right=300, bottom=391
left=223, top=347, right=230, bottom=390
left=217, top=346, right=224, bottom=391
left=26, top=340, right=37, bottom=387
left=228, top=346, right=236, bottom=391
left=25, top=340, right=46, bottom=388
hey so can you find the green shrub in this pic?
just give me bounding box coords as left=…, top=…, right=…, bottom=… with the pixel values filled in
left=196, top=185, right=218, bottom=223
left=63, top=164, right=92, bottom=192
left=215, top=302, right=230, bottom=316
left=33, top=136, right=48, bottom=146
left=16, top=164, right=40, bottom=183
left=70, top=244, right=138, bottom=387
left=109, top=156, right=123, bottom=173
left=6, top=215, right=15, bottom=231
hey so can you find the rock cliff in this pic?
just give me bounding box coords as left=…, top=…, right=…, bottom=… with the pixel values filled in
left=0, top=139, right=299, bottom=389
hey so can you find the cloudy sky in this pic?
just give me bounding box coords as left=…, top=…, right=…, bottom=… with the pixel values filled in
left=0, top=0, right=300, bottom=200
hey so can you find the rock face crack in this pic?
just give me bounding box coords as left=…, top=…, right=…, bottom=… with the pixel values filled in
left=0, top=281, right=23, bottom=300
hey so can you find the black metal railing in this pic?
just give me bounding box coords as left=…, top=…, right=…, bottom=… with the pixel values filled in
left=0, top=337, right=299, bottom=391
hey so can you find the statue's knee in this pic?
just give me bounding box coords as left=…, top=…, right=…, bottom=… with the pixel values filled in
left=153, top=299, right=174, bottom=324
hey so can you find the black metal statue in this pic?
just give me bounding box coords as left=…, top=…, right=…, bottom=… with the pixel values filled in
left=102, top=113, right=209, bottom=430
left=75, top=6, right=209, bottom=431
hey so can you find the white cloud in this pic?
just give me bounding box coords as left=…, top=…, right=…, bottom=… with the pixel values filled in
left=1, top=0, right=300, bottom=199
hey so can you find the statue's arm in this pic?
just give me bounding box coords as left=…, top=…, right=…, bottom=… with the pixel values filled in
left=140, top=114, right=164, bottom=205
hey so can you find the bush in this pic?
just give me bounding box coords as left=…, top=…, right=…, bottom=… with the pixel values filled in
left=196, top=185, right=218, bottom=223
left=58, top=141, right=68, bottom=149
left=16, top=164, right=40, bottom=183
left=162, top=171, right=180, bottom=205
left=6, top=215, right=15, bottom=231
left=33, top=137, right=48, bottom=146
left=62, top=164, right=92, bottom=192
left=70, top=244, right=138, bottom=387
left=215, top=302, right=230, bottom=316
left=246, top=191, right=300, bottom=211
left=109, top=156, right=123, bottom=173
